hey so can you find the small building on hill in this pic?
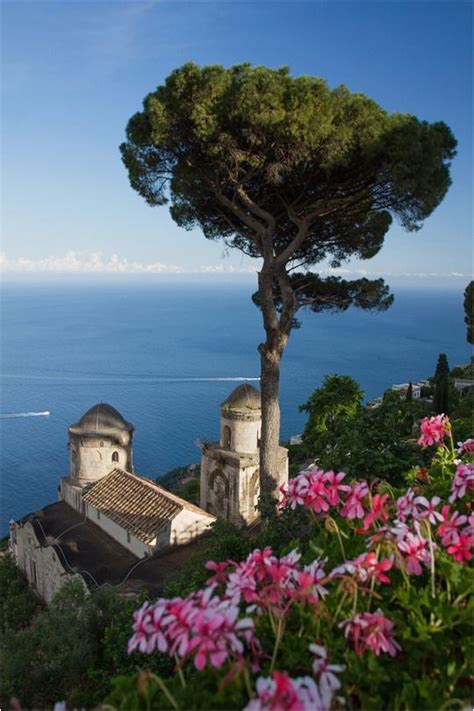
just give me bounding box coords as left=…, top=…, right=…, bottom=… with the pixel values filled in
left=391, top=383, right=422, bottom=399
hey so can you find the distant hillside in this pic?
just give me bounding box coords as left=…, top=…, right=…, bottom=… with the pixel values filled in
left=156, top=464, right=201, bottom=505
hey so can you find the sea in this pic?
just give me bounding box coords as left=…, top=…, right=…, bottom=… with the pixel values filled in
left=1, top=280, right=471, bottom=534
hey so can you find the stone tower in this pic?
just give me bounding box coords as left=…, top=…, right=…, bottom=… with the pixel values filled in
left=200, top=384, right=288, bottom=527
left=68, top=403, right=134, bottom=487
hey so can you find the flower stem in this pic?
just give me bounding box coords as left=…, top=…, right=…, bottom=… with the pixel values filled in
left=448, top=428, right=456, bottom=458
left=150, top=673, right=179, bottom=710
left=243, top=667, right=253, bottom=699
left=367, top=546, right=380, bottom=610
left=333, top=591, right=348, bottom=622
left=270, top=616, right=284, bottom=673
left=331, top=518, right=346, bottom=560
left=174, top=655, right=186, bottom=688
left=352, top=582, right=359, bottom=616
left=426, top=522, right=436, bottom=599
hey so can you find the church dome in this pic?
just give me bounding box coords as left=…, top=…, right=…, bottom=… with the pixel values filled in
left=221, top=384, right=261, bottom=412
left=69, top=403, right=134, bottom=435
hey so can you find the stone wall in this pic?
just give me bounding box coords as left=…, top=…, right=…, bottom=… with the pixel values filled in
left=201, top=444, right=289, bottom=527
left=11, top=521, right=87, bottom=604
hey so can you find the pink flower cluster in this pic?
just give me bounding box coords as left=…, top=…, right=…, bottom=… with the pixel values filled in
left=128, top=585, right=254, bottom=671
left=208, top=547, right=329, bottom=615
left=391, top=485, right=473, bottom=568
left=438, top=508, right=473, bottom=563
left=417, top=414, right=450, bottom=448
left=279, top=468, right=350, bottom=514
left=396, top=526, right=431, bottom=575
left=245, top=646, right=345, bottom=711
left=340, top=610, right=401, bottom=657
left=310, top=643, right=345, bottom=706
left=450, top=463, right=474, bottom=502
left=244, top=671, right=328, bottom=711
left=456, top=438, right=474, bottom=456
left=333, top=551, right=393, bottom=585
left=125, top=409, right=473, bottom=708
left=279, top=470, right=394, bottom=533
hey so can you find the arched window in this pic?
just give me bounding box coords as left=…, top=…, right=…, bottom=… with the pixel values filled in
left=100, top=441, right=104, bottom=448
left=223, top=425, right=231, bottom=448
left=112, top=451, right=119, bottom=463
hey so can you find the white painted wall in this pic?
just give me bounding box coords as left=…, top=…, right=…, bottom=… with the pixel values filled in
left=170, top=507, right=215, bottom=545
left=84, top=503, right=151, bottom=558
left=60, top=477, right=84, bottom=514
left=70, top=435, right=131, bottom=485
left=221, top=414, right=261, bottom=453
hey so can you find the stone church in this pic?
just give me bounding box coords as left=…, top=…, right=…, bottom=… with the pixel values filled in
left=10, top=384, right=288, bottom=603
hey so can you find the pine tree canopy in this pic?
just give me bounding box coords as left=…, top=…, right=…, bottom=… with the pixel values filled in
left=121, top=63, right=457, bottom=273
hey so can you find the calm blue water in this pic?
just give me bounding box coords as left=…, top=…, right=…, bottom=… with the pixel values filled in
left=1, top=281, right=471, bottom=533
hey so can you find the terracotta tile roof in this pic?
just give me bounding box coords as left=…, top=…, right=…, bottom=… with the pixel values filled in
left=83, top=468, right=187, bottom=544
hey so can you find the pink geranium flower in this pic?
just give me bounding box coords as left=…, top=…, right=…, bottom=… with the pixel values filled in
left=436, top=505, right=467, bottom=546
left=447, top=534, right=473, bottom=563
left=397, top=530, right=431, bottom=575
left=128, top=586, right=255, bottom=672
left=340, top=481, right=369, bottom=520
left=205, top=560, right=229, bottom=585
left=456, top=438, right=474, bottom=455
left=355, top=551, right=393, bottom=584
left=415, top=495, right=444, bottom=525
left=363, top=494, right=390, bottom=530
left=279, top=474, right=310, bottom=510
left=323, top=470, right=351, bottom=506
left=128, top=600, right=166, bottom=655
left=306, top=473, right=331, bottom=514
left=309, top=643, right=345, bottom=707
left=280, top=468, right=353, bottom=515
left=331, top=551, right=393, bottom=586
left=417, top=414, right=450, bottom=448
left=340, top=610, right=401, bottom=657
left=396, top=488, right=422, bottom=523
left=464, top=514, right=474, bottom=537
left=450, top=463, right=474, bottom=502
left=244, top=672, right=326, bottom=711
left=296, top=558, right=329, bottom=603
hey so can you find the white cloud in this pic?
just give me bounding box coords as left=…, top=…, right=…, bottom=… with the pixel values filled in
left=321, top=266, right=470, bottom=280
left=0, top=251, right=257, bottom=275
left=0, top=252, right=470, bottom=280
left=199, top=264, right=259, bottom=274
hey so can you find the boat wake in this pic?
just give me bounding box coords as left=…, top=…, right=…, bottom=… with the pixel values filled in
left=1, top=374, right=260, bottom=384
left=0, top=411, right=51, bottom=419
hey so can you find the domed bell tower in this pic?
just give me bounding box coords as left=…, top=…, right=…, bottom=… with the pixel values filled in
left=200, top=384, right=288, bottom=527
left=68, top=403, right=134, bottom=488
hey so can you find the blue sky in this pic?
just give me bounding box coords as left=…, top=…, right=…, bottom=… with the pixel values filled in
left=2, top=1, right=472, bottom=285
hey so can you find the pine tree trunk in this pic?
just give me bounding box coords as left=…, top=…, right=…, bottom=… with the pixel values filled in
left=259, top=342, right=282, bottom=496
left=257, top=268, right=292, bottom=498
